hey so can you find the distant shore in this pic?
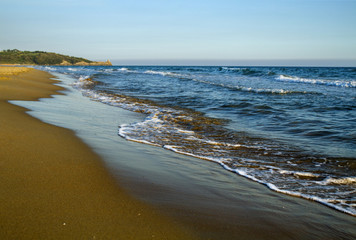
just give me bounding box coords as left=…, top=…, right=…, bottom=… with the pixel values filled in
left=0, top=66, right=195, bottom=239
left=0, top=60, right=112, bottom=66
left=0, top=49, right=112, bottom=66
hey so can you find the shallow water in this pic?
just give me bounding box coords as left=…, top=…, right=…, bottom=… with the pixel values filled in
left=37, top=65, right=356, bottom=216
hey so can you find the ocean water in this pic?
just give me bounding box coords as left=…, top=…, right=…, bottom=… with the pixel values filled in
left=38, top=65, right=356, bottom=216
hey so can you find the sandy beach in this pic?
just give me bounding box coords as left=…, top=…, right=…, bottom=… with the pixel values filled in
left=2, top=0, right=355, bottom=238
left=0, top=67, right=196, bottom=239
left=1, top=67, right=355, bottom=240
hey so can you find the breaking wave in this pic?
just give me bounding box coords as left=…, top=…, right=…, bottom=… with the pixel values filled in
left=276, top=75, right=356, bottom=88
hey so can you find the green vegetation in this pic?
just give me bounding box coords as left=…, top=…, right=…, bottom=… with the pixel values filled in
left=0, top=49, right=93, bottom=65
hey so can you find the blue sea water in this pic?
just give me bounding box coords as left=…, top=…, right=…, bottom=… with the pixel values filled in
left=38, top=65, right=356, bottom=216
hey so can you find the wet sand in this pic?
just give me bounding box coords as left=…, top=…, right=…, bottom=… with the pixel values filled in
left=0, top=67, right=196, bottom=239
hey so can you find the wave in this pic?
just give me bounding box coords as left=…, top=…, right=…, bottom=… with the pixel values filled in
left=71, top=75, right=104, bottom=90
left=276, top=75, right=356, bottom=88
left=90, top=67, right=304, bottom=95
left=319, top=177, right=356, bottom=185
left=117, top=67, right=137, bottom=73
left=222, top=164, right=356, bottom=216
left=67, top=67, right=80, bottom=72
left=144, top=70, right=181, bottom=77
left=193, top=78, right=307, bottom=95
left=219, top=67, right=268, bottom=76
left=139, top=68, right=310, bottom=94
left=78, top=75, right=91, bottom=81
left=189, top=156, right=356, bottom=217
left=279, top=170, right=321, bottom=179
left=43, top=66, right=57, bottom=71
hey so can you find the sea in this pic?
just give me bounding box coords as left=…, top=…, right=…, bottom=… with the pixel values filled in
left=37, top=65, right=356, bottom=217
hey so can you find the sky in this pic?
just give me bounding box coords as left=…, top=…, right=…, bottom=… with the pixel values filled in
left=1, top=0, right=356, bottom=66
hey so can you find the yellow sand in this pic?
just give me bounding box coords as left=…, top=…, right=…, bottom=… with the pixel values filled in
left=0, top=67, right=31, bottom=80
left=0, top=67, right=197, bottom=239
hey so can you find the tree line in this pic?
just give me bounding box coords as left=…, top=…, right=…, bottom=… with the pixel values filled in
left=0, top=49, right=93, bottom=65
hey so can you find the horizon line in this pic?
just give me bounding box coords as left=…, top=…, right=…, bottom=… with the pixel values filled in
left=103, top=59, right=356, bottom=67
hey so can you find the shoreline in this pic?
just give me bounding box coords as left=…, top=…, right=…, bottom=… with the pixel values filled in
left=2, top=67, right=356, bottom=239
left=0, top=67, right=196, bottom=239
left=12, top=70, right=356, bottom=240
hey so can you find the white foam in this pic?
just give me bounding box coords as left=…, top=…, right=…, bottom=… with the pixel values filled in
left=221, top=67, right=241, bottom=72
left=45, top=66, right=57, bottom=71
left=294, top=172, right=320, bottom=178
left=163, top=145, right=223, bottom=163
left=119, top=124, right=161, bottom=147
left=176, top=129, right=195, bottom=134
left=126, top=136, right=161, bottom=147
left=70, top=76, right=92, bottom=88
left=270, top=189, right=356, bottom=216
left=277, top=75, right=356, bottom=88
left=279, top=170, right=320, bottom=178
left=319, top=177, right=356, bottom=185
left=78, top=75, right=91, bottom=81
left=117, top=67, right=137, bottom=73
left=202, top=139, right=241, bottom=148
left=222, top=164, right=265, bottom=184
left=144, top=70, right=180, bottom=77
left=218, top=162, right=356, bottom=216
left=193, top=78, right=300, bottom=94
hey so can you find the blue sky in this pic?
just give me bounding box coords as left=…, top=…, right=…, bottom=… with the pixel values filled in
left=1, top=0, right=356, bottom=66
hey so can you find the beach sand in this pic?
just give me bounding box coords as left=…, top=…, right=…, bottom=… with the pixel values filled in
left=0, top=67, right=196, bottom=239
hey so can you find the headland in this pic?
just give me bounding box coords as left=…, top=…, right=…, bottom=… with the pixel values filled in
left=0, top=49, right=112, bottom=66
